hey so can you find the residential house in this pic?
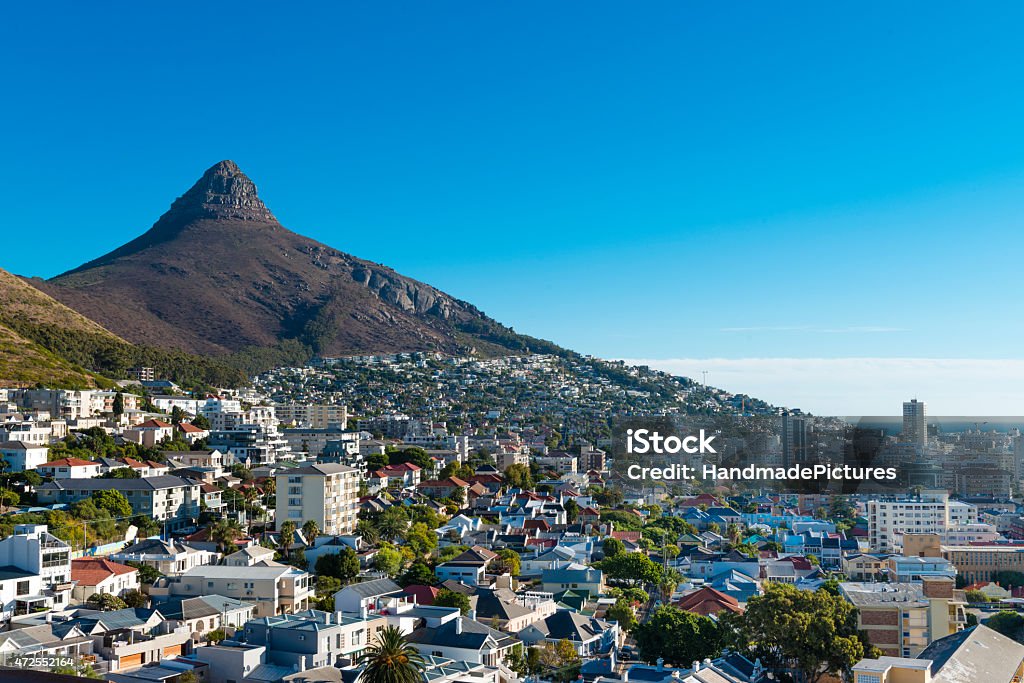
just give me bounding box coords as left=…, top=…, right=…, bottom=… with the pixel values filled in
left=37, top=457, right=102, bottom=479
left=541, top=565, right=604, bottom=595
left=177, top=423, right=211, bottom=445
left=417, top=477, right=471, bottom=501
left=123, top=419, right=176, bottom=448
left=435, top=547, right=497, bottom=587
left=111, top=538, right=219, bottom=576
left=71, top=558, right=140, bottom=601
left=153, top=594, right=255, bottom=637
left=0, top=442, right=48, bottom=472
left=517, top=610, right=619, bottom=656
left=150, top=564, right=313, bottom=618
left=407, top=615, right=519, bottom=667
left=333, top=578, right=403, bottom=614
left=674, top=586, right=743, bottom=617
left=241, top=610, right=387, bottom=669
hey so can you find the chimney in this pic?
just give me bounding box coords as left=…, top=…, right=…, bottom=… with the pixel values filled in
left=455, top=618, right=463, bottom=635
left=692, top=661, right=700, bottom=672
left=657, top=658, right=664, bottom=670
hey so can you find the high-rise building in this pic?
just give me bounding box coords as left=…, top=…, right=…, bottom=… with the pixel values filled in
left=902, top=399, right=927, bottom=448
left=781, top=413, right=810, bottom=467
left=276, top=463, right=360, bottom=535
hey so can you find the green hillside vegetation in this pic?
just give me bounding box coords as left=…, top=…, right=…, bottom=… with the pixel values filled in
left=0, top=267, right=304, bottom=389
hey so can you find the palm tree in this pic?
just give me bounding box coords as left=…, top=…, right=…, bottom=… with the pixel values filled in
left=356, top=520, right=380, bottom=546
left=302, top=520, right=320, bottom=544
left=211, top=518, right=244, bottom=556
left=279, top=521, right=297, bottom=560
left=357, top=626, right=425, bottom=683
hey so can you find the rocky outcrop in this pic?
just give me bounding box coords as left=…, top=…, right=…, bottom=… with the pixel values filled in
left=42, top=161, right=542, bottom=358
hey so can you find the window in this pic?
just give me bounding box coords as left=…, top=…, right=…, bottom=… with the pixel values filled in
left=16, top=581, right=29, bottom=596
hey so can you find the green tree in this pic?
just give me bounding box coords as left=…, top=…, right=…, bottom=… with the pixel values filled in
left=279, top=521, right=297, bottom=560
left=720, top=582, right=876, bottom=683
left=494, top=548, right=521, bottom=576
left=633, top=605, right=721, bottom=666
left=965, top=589, right=991, bottom=604
left=316, top=548, right=361, bottom=583
left=606, top=598, right=637, bottom=630
left=126, top=561, right=162, bottom=585
left=356, top=519, right=381, bottom=546
left=302, top=519, right=321, bottom=543
left=374, top=545, right=404, bottom=577
left=206, top=628, right=227, bottom=644
left=91, top=490, right=132, bottom=518
left=602, top=537, right=626, bottom=559
left=563, top=498, right=579, bottom=523
left=112, top=392, right=125, bottom=418
left=398, top=560, right=436, bottom=587
left=122, top=589, right=147, bottom=608
left=405, top=522, right=438, bottom=557
left=356, top=625, right=426, bottom=683
left=601, top=551, right=663, bottom=586
left=986, top=611, right=1024, bottom=643
left=211, top=518, right=244, bottom=555
left=504, top=463, right=533, bottom=490
left=435, top=588, right=472, bottom=615
left=87, top=592, right=128, bottom=611
left=992, top=571, right=1024, bottom=588
left=376, top=506, right=410, bottom=543
left=389, top=447, right=432, bottom=471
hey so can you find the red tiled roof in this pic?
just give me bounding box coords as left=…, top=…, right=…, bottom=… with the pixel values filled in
left=400, top=585, right=441, bottom=605
left=71, top=558, right=137, bottom=586
left=40, top=457, right=95, bottom=468
left=134, top=419, right=173, bottom=429
left=418, top=477, right=469, bottom=488
left=178, top=423, right=206, bottom=433
left=675, top=586, right=742, bottom=616
left=611, top=531, right=642, bottom=542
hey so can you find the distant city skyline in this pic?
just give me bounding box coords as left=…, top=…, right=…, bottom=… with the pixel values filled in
left=3, top=4, right=1023, bottom=414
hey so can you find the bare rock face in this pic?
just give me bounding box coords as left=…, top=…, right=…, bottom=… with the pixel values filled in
left=42, top=161, right=529, bottom=357
left=163, top=160, right=276, bottom=223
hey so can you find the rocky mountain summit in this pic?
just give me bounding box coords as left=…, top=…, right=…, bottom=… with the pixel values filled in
left=39, top=161, right=554, bottom=359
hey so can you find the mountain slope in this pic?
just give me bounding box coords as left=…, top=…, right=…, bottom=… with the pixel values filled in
left=41, top=161, right=556, bottom=359
left=0, top=268, right=117, bottom=388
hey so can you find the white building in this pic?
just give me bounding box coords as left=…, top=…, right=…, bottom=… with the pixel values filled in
left=0, top=442, right=48, bottom=472
left=0, top=524, right=73, bottom=613
left=868, top=490, right=977, bottom=553
left=276, top=463, right=360, bottom=535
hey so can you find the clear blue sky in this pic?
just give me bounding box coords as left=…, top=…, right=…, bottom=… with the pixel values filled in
left=3, top=2, right=1024, bottom=371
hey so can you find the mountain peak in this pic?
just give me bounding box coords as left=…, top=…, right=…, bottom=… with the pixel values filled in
left=167, top=160, right=276, bottom=223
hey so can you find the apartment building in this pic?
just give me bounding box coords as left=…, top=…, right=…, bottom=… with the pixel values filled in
left=36, top=476, right=201, bottom=530
left=274, top=403, right=348, bottom=429
left=0, top=524, right=73, bottom=610
left=840, top=579, right=966, bottom=657
left=276, top=463, right=359, bottom=535
left=867, top=490, right=977, bottom=553
left=0, top=418, right=50, bottom=445
left=243, top=610, right=386, bottom=669
left=150, top=564, right=312, bottom=618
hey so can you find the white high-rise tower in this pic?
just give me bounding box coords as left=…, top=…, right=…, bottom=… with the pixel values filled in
left=902, top=399, right=927, bottom=448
